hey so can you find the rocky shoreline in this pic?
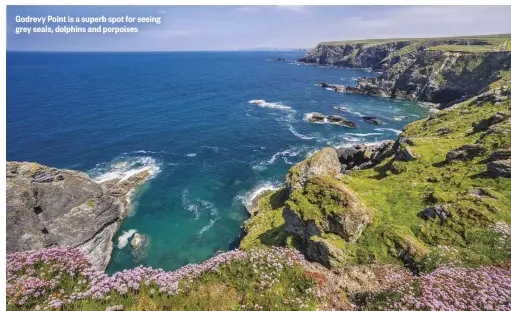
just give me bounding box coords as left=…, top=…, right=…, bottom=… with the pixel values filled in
left=303, top=39, right=511, bottom=108
left=6, top=162, right=154, bottom=270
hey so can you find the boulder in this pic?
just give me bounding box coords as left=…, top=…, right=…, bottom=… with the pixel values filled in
left=308, top=113, right=326, bottom=123
left=326, top=115, right=347, bottom=123
left=472, top=111, right=509, bottom=133
left=446, top=144, right=486, bottom=162
left=419, top=206, right=449, bottom=221
left=306, top=113, right=358, bottom=128
left=489, top=148, right=511, bottom=161
left=361, top=116, right=384, bottom=125
left=131, top=233, right=150, bottom=261
left=395, top=147, right=417, bottom=161
left=336, top=141, right=394, bottom=173
left=437, top=126, right=452, bottom=135
left=487, top=159, right=511, bottom=177
left=285, top=148, right=340, bottom=193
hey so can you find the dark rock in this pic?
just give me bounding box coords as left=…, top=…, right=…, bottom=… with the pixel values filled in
left=487, top=159, right=511, bottom=177
left=489, top=149, right=511, bottom=161
left=472, top=111, right=509, bottom=133
left=419, top=206, right=449, bottom=221
left=326, top=115, right=347, bottom=123
left=336, top=140, right=394, bottom=173
left=446, top=144, right=486, bottom=162
left=317, top=82, right=346, bottom=92
left=306, top=112, right=359, bottom=128
left=437, top=127, right=452, bottom=135
left=274, top=58, right=286, bottom=61
left=361, top=116, right=384, bottom=125
left=395, top=147, right=417, bottom=161
left=308, top=113, right=326, bottom=123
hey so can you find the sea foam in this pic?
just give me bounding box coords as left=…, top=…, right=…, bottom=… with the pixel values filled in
left=248, top=99, right=292, bottom=110
left=287, top=124, right=315, bottom=140
left=90, top=156, right=161, bottom=183
left=117, top=229, right=137, bottom=249
left=237, top=181, right=281, bottom=209
left=375, top=128, right=403, bottom=135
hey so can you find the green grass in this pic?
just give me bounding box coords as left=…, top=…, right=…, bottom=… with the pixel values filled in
left=242, top=92, right=511, bottom=271
left=319, top=34, right=511, bottom=54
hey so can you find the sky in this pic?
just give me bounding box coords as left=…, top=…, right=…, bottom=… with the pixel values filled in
left=7, top=5, right=511, bottom=51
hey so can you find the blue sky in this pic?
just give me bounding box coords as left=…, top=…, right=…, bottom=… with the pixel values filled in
left=7, top=5, right=511, bottom=51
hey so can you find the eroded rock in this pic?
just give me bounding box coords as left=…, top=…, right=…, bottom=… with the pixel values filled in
left=6, top=161, right=151, bottom=270
left=487, top=159, right=511, bottom=177
left=446, top=144, right=486, bottom=162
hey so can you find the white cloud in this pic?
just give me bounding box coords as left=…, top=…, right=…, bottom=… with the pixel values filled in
left=234, top=6, right=259, bottom=13
left=276, top=5, right=305, bottom=11
left=328, top=6, right=511, bottom=41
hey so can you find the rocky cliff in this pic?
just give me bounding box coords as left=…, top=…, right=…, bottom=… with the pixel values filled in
left=300, top=35, right=511, bottom=107
left=6, top=162, right=152, bottom=270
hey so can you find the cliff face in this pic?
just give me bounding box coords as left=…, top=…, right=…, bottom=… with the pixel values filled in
left=300, top=36, right=511, bottom=106
left=299, top=41, right=411, bottom=69
left=6, top=162, right=151, bottom=270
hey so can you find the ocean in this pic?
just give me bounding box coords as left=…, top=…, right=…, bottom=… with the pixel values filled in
left=6, top=51, right=429, bottom=273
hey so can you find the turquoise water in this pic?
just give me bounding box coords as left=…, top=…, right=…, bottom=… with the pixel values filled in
left=6, top=51, right=429, bottom=273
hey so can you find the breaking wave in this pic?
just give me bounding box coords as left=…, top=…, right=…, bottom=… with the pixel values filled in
left=89, top=156, right=161, bottom=184
left=248, top=99, right=292, bottom=110
left=375, top=128, right=403, bottom=135
left=287, top=124, right=315, bottom=140
left=117, top=229, right=137, bottom=249
left=236, top=181, right=282, bottom=209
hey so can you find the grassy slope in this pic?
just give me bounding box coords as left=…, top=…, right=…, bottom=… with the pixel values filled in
left=319, top=34, right=511, bottom=53
left=242, top=86, right=511, bottom=271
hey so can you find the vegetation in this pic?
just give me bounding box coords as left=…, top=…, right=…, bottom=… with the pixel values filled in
left=243, top=90, right=511, bottom=271
left=7, top=246, right=319, bottom=311
left=321, top=34, right=511, bottom=54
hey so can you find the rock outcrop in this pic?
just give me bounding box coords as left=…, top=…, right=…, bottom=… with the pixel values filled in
left=131, top=233, right=150, bottom=261
left=361, top=116, right=384, bottom=125
left=487, top=159, right=511, bottom=177
left=305, top=112, right=358, bottom=128
left=335, top=141, right=395, bottom=173
left=6, top=162, right=152, bottom=270
left=445, top=144, right=486, bottom=162
left=282, top=148, right=371, bottom=268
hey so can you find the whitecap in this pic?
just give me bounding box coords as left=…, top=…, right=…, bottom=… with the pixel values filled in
left=90, top=156, right=161, bottom=184
left=248, top=99, right=292, bottom=110
left=287, top=124, right=315, bottom=140
left=346, top=133, right=383, bottom=137
left=187, top=153, right=197, bottom=157
left=117, top=229, right=137, bottom=249
left=375, top=128, right=402, bottom=135
left=344, top=136, right=361, bottom=142
left=263, top=147, right=304, bottom=166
